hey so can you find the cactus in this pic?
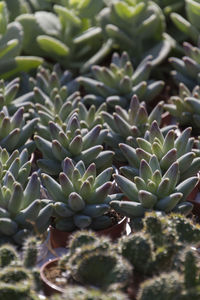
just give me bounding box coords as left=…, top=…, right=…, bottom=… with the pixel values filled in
left=171, top=0, right=200, bottom=44
left=35, top=112, right=114, bottom=175
left=110, top=157, right=197, bottom=218
left=164, top=83, right=200, bottom=129
left=102, top=95, right=164, bottom=161
left=23, top=236, right=38, bottom=269
left=119, top=121, right=200, bottom=181
left=68, top=230, right=98, bottom=253
left=170, top=42, right=200, bottom=89
left=0, top=244, right=18, bottom=268
left=0, top=2, right=43, bottom=80
left=70, top=250, right=132, bottom=290
left=137, top=247, right=200, bottom=300
left=51, top=286, right=129, bottom=300
left=42, top=158, right=115, bottom=231
left=168, top=214, right=200, bottom=243
left=137, top=272, right=183, bottom=300
left=78, top=52, right=164, bottom=108
left=98, top=0, right=172, bottom=66
left=61, top=231, right=132, bottom=291
left=120, top=233, right=153, bottom=275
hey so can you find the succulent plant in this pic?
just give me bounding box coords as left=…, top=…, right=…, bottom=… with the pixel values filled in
left=3, top=0, right=31, bottom=21
left=41, top=158, right=120, bottom=231
left=164, top=83, right=200, bottom=129
left=0, top=147, right=33, bottom=188
left=35, top=111, right=113, bottom=175
left=102, top=95, right=164, bottom=160
left=110, top=157, right=197, bottom=218
left=0, top=77, right=35, bottom=115
left=98, top=0, right=173, bottom=66
left=0, top=171, right=53, bottom=244
left=171, top=0, right=200, bottom=44
left=0, top=106, right=38, bottom=154
left=16, top=1, right=111, bottom=72
left=155, top=0, right=184, bottom=15
left=170, top=42, right=200, bottom=89
left=0, top=2, right=43, bottom=80
left=119, top=121, right=200, bottom=181
left=78, top=52, right=164, bottom=108
left=29, top=64, right=78, bottom=102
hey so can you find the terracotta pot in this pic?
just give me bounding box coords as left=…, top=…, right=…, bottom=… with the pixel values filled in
left=40, top=258, right=63, bottom=296
left=50, top=217, right=127, bottom=248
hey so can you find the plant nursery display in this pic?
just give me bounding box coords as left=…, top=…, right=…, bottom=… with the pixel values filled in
left=1, top=0, right=200, bottom=299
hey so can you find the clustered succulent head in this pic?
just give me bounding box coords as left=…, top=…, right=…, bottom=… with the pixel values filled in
left=78, top=52, right=164, bottom=108
left=111, top=158, right=196, bottom=219
left=41, top=158, right=118, bottom=231
left=34, top=111, right=114, bottom=175
left=170, top=42, right=200, bottom=89
left=102, top=95, right=164, bottom=155
left=164, top=83, right=200, bottom=130
left=119, top=121, right=200, bottom=181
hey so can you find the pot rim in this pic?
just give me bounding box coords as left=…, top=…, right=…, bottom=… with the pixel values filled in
left=40, top=257, right=64, bottom=293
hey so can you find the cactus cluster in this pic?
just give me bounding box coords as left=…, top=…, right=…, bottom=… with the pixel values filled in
left=137, top=247, right=200, bottom=300
left=0, top=236, right=42, bottom=299
left=51, top=286, right=129, bottom=300
left=41, top=158, right=119, bottom=231
left=58, top=230, right=132, bottom=291
left=78, top=52, right=164, bottom=108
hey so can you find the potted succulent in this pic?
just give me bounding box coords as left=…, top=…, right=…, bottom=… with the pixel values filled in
left=41, top=157, right=127, bottom=248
